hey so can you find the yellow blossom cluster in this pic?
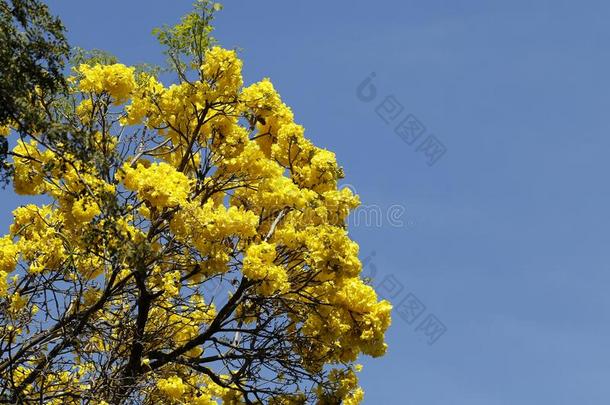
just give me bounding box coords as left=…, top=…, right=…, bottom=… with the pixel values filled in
left=121, top=162, right=191, bottom=208
left=0, top=236, right=18, bottom=274
left=242, top=241, right=289, bottom=295
left=11, top=139, right=55, bottom=195
left=170, top=199, right=258, bottom=255
left=153, top=372, right=243, bottom=405
left=201, top=46, right=243, bottom=97
left=10, top=205, right=66, bottom=276
left=75, top=98, right=95, bottom=124
left=0, top=125, right=11, bottom=136
left=301, top=278, right=392, bottom=362
left=120, top=73, right=164, bottom=126
left=156, top=375, right=187, bottom=399
left=316, top=367, right=364, bottom=405
left=76, top=63, right=136, bottom=104
left=51, top=161, right=115, bottom=228
left=0, top=236, right=18, bottom=296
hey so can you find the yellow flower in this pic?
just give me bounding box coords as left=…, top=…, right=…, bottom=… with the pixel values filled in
left=0, top=236, right=19, bottom=274
left=76, top=63, right=136, bottom=104
left=0, top=124, right=11, bottom=136
left=0, top=271, right=8, bottom=297
left=242, top=242, right=289, bottom=295
left=76, top=98, right=95, bottom=124
left=156, top=375, right=187, bottom=399
left=11, top=139, right=50, bottom=195
left=122, top=73, right=165, bottom=126
left=71, top=197, right=101, bottom=223
left=121, top=162, right=191, bottom=208
left=202, top=46, right=243, bottom=96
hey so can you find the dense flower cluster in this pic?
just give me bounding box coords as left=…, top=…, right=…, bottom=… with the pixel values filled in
left=0, top=125, right=10, bottom=136
left=242, top=241, right=289, bottom=295
left=76, top=63, right=136, bottom=104
left=122, top=162, right=192, bottom=208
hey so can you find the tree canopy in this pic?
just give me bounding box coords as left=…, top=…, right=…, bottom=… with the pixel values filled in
left=0, top=0, right=68, bottom=124
left=0, top=2, right=391, bottom=403
left=0, top=0, right=69, bottom=185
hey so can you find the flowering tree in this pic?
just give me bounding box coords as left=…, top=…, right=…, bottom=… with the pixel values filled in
left=0, top=2, right=391, bottom=403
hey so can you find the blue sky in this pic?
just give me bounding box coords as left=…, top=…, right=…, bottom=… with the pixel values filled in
left=4, top=0, right=610, bottom=403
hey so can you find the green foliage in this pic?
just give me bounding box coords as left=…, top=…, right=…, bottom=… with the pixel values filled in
left=0, top=0, right=69, bottom=186
left=0, top=0, right=69, bottom=129
left=70, top=47, right=120, bottom=68
left=152, top=0, right=223, bottom=76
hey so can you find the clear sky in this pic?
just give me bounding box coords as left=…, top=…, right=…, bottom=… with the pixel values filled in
left=4, top=0, right=610, bottom=403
